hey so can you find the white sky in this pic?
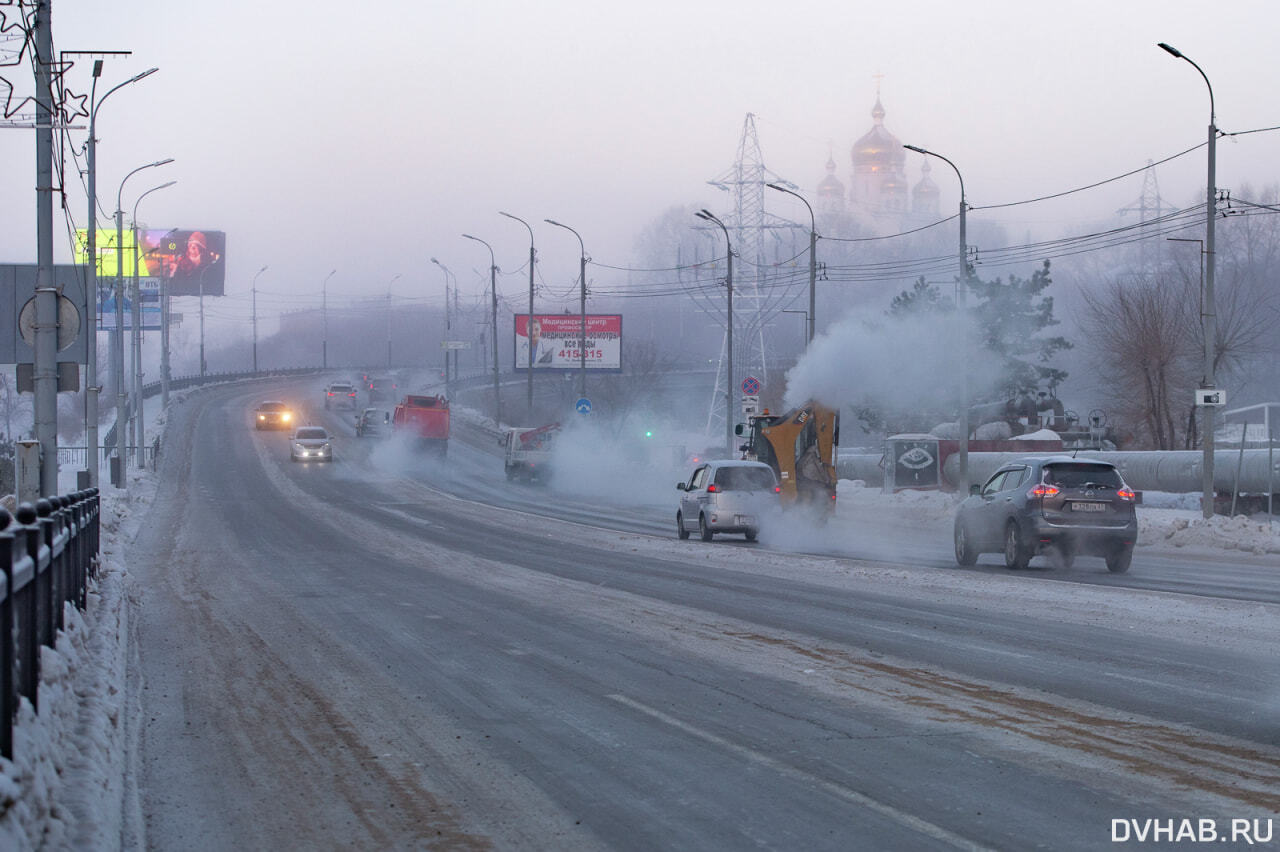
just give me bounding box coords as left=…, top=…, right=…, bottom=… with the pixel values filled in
left=2, top=0, right=1278, bottom=322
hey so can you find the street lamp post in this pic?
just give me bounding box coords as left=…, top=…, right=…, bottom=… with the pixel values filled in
left=321, top=269, right=335, bottom=369
left=198, top=265, right=208, bottom=377
left=695, top=209, right=734, bottom=455
left=766, top=184, right=817, bottom=346
left=385, top=273, right=402, bottom=369
left=251, top=264, right=268, bottom=373
left=129, top=180, right=176, bottom=468
left=85, top=64, right=158, bottom=486
left=499, top=212, right=536, bottom=417
left=114, top=157, right=173, bottom=488
left=431, top=257, right=455, bottom=396
left=904, top=143, right=970, bottom=491
left=544, top=219, right=588, bottom=398
left=1159, top=41, right=1219, bottom=519
left=462, top=234, right=501, bottom=423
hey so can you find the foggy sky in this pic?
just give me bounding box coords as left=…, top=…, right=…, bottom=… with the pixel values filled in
left=1, top=0, right=1278, bottom=341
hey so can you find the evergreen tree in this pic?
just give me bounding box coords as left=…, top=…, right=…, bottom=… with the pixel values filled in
left=966, top=259, right=1071, bottom=399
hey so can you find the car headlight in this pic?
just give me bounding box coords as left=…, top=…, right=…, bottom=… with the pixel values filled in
left=282, top=412, right=292, bottom=422
left=258, top=414, right=265, bottom=420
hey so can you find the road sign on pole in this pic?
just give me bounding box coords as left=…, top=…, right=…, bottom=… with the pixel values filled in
left=576, top=397, right=592, bottom=415
left=741, top=376, right=761, bottom=396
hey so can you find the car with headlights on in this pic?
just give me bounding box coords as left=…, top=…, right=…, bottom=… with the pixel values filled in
left=676, top=459, right=780, bottom=542
left=290, top=426, right=334, bottom=462
left=254, top=400, right=294, bottom=431
left=953, top=456, right=1138, bottom=572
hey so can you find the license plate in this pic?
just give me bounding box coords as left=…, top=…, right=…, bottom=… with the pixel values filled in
left=1070, top=502, right=1106, bottom=512
left=735, top=515, right=756, bottom=526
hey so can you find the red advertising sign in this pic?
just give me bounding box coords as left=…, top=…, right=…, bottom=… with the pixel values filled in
left=513, top=314, right=622, bottom=371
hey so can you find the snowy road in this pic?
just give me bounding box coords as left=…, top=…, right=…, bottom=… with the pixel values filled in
left=123, top=378, right=1280, bottom=849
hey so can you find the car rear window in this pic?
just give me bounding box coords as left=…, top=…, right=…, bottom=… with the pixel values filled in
left=330, top=384, right=354, bottom=392
left=1044, top=463, right=1122, bottom=489
left=714, top=466, right=776, bottom=491
left=296, top=428, right=328, bottom=440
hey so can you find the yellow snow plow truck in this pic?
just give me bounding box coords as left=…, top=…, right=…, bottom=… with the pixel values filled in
left=736, top=401, right=839, bottom=516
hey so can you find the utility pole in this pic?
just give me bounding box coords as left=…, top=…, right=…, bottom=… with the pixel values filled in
left=33, top=0, right=58, bottom=497
left=499, top=212, right=535, bottom=417
left=695, top=210, right=734, bottom=455
left=431, top=258, right=455, bottom=395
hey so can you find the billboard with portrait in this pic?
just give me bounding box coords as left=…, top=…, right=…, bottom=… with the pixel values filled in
left=75, top=228, right=227, bottom=296
left=513, top=314, right=622, bottom=372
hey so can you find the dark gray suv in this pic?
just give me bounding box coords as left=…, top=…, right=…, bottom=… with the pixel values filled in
left=953, top=457, right=1138, bottom=573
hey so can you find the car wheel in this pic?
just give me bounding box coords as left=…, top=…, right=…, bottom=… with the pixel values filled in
left=1106, top=544, right=1133, bottom=574
left=676, top=511, right=690, bottom=540
left=698, top=514, right=714, bottom=542
left=1004, top=521, right=1030, bottom=570
left=953, top=519, right=978, bottom=566
left=744, top=529, right=758, bottom=542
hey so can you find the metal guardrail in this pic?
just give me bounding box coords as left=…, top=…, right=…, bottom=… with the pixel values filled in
left=0, top=490, right=100, bottom=760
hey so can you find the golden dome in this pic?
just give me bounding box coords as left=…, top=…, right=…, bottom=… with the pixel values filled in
left=851, top=95, right=905, bottom=173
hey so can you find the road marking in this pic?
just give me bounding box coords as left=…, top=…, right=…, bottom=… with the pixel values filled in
left=607, top=693, right=992, bottom=851
left=1102, top=670, right=1228, bottom=699
left=857, top=623, right=1031, bottom=659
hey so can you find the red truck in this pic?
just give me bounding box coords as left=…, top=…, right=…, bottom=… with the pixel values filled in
left=392, top=394, right=450, bottom=457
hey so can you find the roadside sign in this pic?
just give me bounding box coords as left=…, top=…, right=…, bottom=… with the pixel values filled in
left=741, top=376, right=761, bottom=395
left=742, top=394, right=760, bottom=416
left=575, top=397, right=592, bottom=415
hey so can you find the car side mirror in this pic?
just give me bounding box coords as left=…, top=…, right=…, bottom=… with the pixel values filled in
left=676, top=482, right=686, bottom=491
left=734, top=424, right=744, bottom=436
left=969, top=484, right=981, bottom=496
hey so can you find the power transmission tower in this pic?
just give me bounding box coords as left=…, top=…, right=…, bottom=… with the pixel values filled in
left=701, top=113, right=805, bottom=440
left=1117, top=160, right=1169, bottom=273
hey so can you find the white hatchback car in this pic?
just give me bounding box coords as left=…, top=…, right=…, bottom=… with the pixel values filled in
left=290, top=426, right=333, bottom=462
left=676, top=460, right=780, bottom=542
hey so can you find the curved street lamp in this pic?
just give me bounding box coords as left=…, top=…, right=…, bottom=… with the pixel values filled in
left=113, top=157, right=173, bottom=479
left=499, top=211, right=536, bottom=416
left=462, top=234, right=501, bottom=422
left=904, top=143, right=971, bottom=490
left=321, top=269, right=336, bottom=369
left=694, top=209, right=734, bottom=454
left=385, top=273, right=402, bottom=369
left=84, top=64, right=157, bottom=486
left=544, top=219, right=588, bottom=398
left=766, top=183, right=817, bottom=346
left=431, top=257, right=455, bottom=395
left=128, top=179, right=176, bottom=468
left=1159, top=41, right=1219, bottom=520
left=252, top=265, right=269, bottom=373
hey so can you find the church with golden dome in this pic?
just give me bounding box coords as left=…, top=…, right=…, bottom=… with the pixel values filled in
left=817, top=90, right=940, bottom=232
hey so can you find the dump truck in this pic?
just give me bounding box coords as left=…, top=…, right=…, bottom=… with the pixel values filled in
left=392, top=394, right=450, bottom=457
left=501, top=423, right=560, bottom=483
left=736, top=401, right=839, bottom=517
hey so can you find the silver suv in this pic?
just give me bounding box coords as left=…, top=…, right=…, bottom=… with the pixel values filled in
left=325, top=382, right=358, bottom=410
left=676, top=460, right=780, bottom=542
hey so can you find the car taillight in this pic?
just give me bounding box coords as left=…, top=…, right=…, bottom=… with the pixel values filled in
left=1028, top=484, right=1059, bottom=498
left=327, top=392, right=334, bottom=396
left=1117, top=488, right=1136, bottom=501
left=775, top=486, right=781, bottom=494
left=707, top=484, right=718, bottom=493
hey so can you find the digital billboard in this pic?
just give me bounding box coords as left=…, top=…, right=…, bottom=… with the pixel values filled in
left=513, top=314, right=622, bottom=372
left=75, top=228, right=227, bottom=297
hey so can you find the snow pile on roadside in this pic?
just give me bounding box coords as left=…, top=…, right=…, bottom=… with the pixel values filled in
left=0, top=420, right=162, bottom=850
left=1138, top=510, right=1280, bottom=555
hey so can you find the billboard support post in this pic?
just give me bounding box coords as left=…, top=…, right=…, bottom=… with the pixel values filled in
left=33, top=0, right=57, bottom=497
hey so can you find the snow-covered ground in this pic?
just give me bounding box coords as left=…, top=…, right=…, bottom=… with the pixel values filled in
left=1, top=402, right=1277, bottom=848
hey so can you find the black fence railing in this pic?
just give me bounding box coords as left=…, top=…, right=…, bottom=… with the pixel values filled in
left=0, top=490, right=100, bottom=759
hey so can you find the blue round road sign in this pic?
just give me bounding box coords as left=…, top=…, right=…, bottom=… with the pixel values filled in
left=575, top=397, right=592, bottom=414
left=741, top=376, right=761, bottom=395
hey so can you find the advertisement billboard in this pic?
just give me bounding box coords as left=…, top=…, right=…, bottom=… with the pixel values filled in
left=75, top=228, right=227, bottom=297
left=514, top=314, right=622, bottom=372
left=97, top=277, right=163, bottom=331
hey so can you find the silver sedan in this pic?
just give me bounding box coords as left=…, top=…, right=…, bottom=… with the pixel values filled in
left=290, top=426, right=334, bottom=462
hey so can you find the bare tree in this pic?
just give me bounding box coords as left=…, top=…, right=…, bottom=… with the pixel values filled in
left=1082, top=275, right=1194, bottom=449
